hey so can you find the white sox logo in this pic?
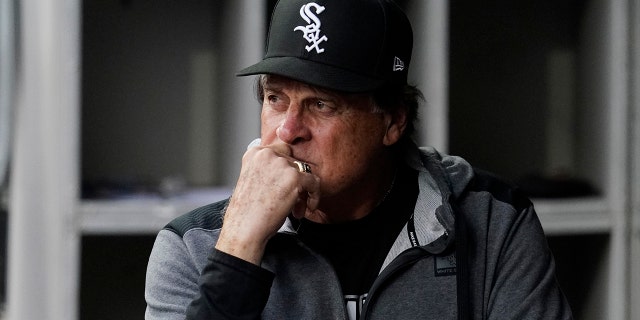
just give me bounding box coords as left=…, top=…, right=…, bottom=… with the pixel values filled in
left=294, top=3, right=328, bottom=54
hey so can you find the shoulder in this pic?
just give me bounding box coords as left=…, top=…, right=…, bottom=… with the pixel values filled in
left=164, top=198, right=229, bottom=237
left=464, top=168, right=532, bottom=213
left=416, top=145, right=532, bottom=213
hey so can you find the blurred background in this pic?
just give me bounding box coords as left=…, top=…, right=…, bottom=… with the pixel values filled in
left=1, top=0, right=640, bottom=319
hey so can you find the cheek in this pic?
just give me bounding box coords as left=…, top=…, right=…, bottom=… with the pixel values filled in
left=324, top=116, right=387, bottom=167
left=344, top=115, right=387, bottom=148
left=260, top=108, right=282, bottom=142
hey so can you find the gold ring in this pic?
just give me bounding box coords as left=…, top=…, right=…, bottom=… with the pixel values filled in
left=293, top=160, right=311, bottom=173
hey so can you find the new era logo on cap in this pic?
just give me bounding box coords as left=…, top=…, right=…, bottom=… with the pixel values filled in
left=393, top=56, right=405, bottom=72
left=294, top=3, right=329, bottom=54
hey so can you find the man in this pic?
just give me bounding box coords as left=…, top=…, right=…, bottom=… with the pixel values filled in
left=145, top=0, right=573, bottom=319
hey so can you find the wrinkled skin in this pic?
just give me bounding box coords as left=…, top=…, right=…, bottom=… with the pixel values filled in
left=216, top=76, right=407, bottom=265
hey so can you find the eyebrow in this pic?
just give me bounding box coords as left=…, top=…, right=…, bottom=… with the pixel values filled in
left=262, top=81, right=284, bottom=93
left=262, top=76, right=370, bottom=108
left=263, top=79, right=335, bottom=99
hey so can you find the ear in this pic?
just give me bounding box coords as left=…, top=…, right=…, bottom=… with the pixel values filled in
left=382, top=109, right=407, bottom=146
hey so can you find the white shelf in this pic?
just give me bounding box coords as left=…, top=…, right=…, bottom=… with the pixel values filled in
left=79, top=188, right=231, bottom=235
left=80, top=189, right=609, bottom=236
left=534, top=197, right=611, bottom=236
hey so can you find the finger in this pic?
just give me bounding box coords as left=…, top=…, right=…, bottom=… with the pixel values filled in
left=249, top=142, right=315, bottom=174
left=301, top=173, right=321, bottom=211
left=291, top=192, right=308, bottom=219
left=293, top=160, right=311, bottom=173
left=260, top=142, right=293, bottom=158
left=292, top=169, right=320, bottom=219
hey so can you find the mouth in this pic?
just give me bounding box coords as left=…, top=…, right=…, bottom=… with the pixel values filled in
left=290, top=153, right=313, bottom=167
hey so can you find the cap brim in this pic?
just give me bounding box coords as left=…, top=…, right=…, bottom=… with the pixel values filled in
left=236, top=56, right=384, bottom=93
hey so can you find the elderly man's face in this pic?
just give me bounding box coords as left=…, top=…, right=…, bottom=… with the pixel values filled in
left=260, top=76, right=401, bottom=206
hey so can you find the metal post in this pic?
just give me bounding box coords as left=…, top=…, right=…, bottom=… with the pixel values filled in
left=6, top=0, right=81, bottom=319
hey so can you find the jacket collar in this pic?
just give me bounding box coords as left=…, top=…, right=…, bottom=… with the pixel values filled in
left=379, top=142, right=475, bottom=269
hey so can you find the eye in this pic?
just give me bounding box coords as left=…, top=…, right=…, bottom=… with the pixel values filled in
left=264, top=93, right=288, bottom=111
left=309, top=99, right=337, bottom=114
left=265, top=94, right=279, bottom=104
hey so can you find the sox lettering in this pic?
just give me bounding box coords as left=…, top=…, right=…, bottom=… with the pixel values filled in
left=294, top=3, right=329, bottom=53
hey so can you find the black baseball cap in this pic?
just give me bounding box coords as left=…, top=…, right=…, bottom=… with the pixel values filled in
left=237, top=0, right=413, bottom=93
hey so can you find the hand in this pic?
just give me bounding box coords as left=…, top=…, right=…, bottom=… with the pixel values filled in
left=215, top=143, right=320, bottom=265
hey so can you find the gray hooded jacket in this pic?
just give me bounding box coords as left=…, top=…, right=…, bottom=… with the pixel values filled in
left=145, top=146, right=573, bottom=319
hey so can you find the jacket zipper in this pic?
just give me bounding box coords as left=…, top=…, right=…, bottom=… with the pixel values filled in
left=360, top=246, right=432, bottom=319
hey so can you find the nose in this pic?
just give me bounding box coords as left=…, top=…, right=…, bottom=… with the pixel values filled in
left=277, top=104, right=311, bottom=144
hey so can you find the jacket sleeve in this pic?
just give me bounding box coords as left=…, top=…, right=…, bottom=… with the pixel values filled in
left=186, top=250, right=275, bottom=319
left=145, top=229, right=274, bottom=320
left=455, top=169, right=574, bottom=319
left=145, top=230, right=202, bottom=320
left=483, top=203, right=574, bottom=319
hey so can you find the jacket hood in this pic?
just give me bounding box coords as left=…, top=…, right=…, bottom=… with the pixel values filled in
left=375, top=143, right=474, bottom=270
